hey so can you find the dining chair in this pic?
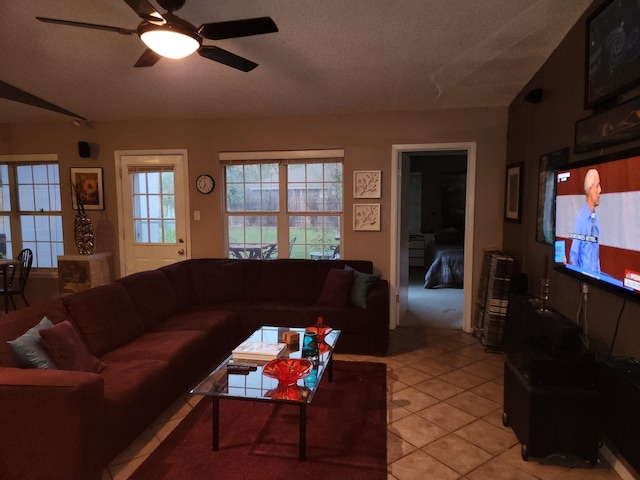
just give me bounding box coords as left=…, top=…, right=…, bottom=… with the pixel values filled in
left=0, top=248, right=33, bottom=310
left=261, top=244, right=278, bottom=259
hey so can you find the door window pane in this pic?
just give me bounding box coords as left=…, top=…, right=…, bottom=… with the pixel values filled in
left=130, top=169, right=176, bottom=244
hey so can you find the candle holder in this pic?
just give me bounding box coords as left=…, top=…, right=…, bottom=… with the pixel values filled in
left=301, top=331, right=319, bottom=359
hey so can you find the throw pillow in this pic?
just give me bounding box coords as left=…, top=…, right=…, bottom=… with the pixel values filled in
left=7, top=317, right=58, bottom=369
left=318, top=268, right=354, bottom=307
left=40, top=320, right=106, bottom=373
left=345, top=265, right=381, bottom=308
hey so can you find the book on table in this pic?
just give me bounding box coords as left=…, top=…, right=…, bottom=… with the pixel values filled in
left=232, top=341, right=287, bottom=361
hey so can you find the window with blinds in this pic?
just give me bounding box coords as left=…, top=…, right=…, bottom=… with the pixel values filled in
left=0, top=161, right=63, bottom=268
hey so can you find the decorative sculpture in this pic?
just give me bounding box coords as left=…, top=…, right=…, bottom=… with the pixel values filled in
left=73, top=184, right=94, bottom=255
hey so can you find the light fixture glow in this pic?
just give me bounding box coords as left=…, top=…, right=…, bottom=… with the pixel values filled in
left=139, top=24, right=201, bottom=59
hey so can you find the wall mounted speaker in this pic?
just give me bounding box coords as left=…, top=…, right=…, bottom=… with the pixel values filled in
left=524, top=88, right=543, bottom=104
left=78, top=141, right=91, bottom=158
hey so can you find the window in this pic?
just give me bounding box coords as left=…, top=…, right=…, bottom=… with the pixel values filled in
left=129, top=166, right=176, bottom=244
left=0, top=159, right=63, bottom=268
left=221, top=150, right=343, bottom=260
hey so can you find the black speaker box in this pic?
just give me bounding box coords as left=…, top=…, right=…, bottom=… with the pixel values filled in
left=78, top=141, right=91, bottom=158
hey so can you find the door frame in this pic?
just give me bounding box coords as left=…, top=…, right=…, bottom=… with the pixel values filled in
left=114, top=149, right=191, bottom=278
left=390, top=142, right=476, bottom=332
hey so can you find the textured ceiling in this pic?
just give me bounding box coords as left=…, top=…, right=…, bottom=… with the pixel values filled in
left=0, top=0, right=592, bottom=123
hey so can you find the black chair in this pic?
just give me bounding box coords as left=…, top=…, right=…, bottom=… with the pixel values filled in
left=262, top=243, right=278, bottom=259
left=1, top=248, right=33, bottom=310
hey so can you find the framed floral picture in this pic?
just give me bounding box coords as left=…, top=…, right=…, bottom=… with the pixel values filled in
left=353, top=170, right=381, bottom=198
left=353, top=204, right=381, bottom=231
left=71, top=167, right=104, bottom=210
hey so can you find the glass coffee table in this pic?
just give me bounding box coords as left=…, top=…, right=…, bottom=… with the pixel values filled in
left=191, top=325, right=340, bottom=461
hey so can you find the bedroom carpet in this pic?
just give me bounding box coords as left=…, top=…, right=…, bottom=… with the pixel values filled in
left=128, top=360, right=387, bottom=480
left=402, top=268, right=463, bottom=329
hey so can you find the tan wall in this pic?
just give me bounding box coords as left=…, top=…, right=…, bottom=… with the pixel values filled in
left=504, top=0, right=640, bottom=359
left=0, top=107, right=508, bottom=307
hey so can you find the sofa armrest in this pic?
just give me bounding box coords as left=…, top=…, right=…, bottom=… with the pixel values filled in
left=0, top=367, right=105, bottom=480
left=366, top=279, right=390, bottom=355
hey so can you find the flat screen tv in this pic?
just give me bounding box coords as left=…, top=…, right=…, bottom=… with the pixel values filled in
left=554, top=147, right=640, bottom=302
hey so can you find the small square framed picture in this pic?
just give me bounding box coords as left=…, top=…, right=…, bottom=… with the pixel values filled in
left=353, top=204, right=381, bottom=231
left=353, top=170, right=381, bottom=198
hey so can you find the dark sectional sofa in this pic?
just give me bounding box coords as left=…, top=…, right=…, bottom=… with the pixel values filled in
left=0, top=258, right=389, bottom=480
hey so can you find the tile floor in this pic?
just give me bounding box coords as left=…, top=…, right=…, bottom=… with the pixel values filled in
left=104, top=326, right=625, bottom=480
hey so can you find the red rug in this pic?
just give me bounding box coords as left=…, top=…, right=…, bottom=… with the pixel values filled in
left=129, top=360, right=387, bottom=480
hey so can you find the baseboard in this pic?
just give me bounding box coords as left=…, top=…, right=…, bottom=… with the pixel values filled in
left=600, top=442, right=640, bottom=480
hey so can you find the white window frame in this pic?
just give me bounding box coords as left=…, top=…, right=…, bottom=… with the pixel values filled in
left=220, top=149, right=344, bottom=260
left=0, top=154, right=63, bottom=271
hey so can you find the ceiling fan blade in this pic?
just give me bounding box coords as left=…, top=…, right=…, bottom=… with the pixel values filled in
left=36, top=17, right=135, bottom=35
left=198, top=46, right=258, bottom=72
left=134, top=49, right=162, bottom=67
left=198, top=17, right=278, bottom=40
left=122, top=0, right=165, bottom=24
left=0, top=80, right=86, bottom=120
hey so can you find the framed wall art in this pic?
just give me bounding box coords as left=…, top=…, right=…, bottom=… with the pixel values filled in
left=536, top=148, right=568, bottom=243
left=575, top=95, right=640, bottom=153
left=585, top=0, right=640, bottom=108
left=70, top=167, right=104, bottom=210
left=353, top=204, right=380, bottom=231
left=353, top=170, right=381, bottom=198
left=504, top=163, right=523, bottom=223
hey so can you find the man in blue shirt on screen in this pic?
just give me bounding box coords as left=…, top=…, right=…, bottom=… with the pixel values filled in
left=569, top=168, right=601, bottom=273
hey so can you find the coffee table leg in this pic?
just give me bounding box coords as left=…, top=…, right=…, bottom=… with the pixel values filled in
left=212, top=397, right=219, bottom=451
left=328, top=356, right=334, bottom=383
left=299, top=403, right=307, bottom=461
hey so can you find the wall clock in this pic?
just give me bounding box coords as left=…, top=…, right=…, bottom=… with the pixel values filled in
left=195, top=174, right=215, bottom=194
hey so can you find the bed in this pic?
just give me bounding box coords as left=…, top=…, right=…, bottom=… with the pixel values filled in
left=423, top=230, right=465, bottom=288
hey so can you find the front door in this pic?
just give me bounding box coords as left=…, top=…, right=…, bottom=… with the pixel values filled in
left=116, top=150, right=190, bottom=276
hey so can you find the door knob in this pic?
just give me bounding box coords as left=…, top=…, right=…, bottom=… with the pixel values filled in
left=178, top=249, right=185, bottom=255
left=178, top=238, right=184, bottom=243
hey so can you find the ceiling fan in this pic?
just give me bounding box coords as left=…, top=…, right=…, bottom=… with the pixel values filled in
left=0, top=79, right=87, bottom=120
left=36, top=0, right=278, bottom=72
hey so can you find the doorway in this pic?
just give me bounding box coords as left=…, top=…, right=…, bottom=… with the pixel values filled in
left=115, top=150, right=191, bottom=277
left=390, top=143, right=476, bottom=332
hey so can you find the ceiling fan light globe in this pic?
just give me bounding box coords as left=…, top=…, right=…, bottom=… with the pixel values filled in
left=139, top=24, right=201, bottom=59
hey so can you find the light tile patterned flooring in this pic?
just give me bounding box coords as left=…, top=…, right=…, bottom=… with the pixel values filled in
left=104, top=326, right=625, bottom=480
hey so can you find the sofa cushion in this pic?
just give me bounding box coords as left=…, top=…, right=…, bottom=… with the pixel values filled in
left=100, top=330, right=214, bottom=394
left=345, top=265, right=381, bottom=308
left=40, top=320, right=106, bottom=373
left=255, top=260, right=319, bottom=303
left=7, top=317, right=58, bottom=369
left=193, top=260, right=244, bottom=304
left=62, top=282, right=145, bottom=356
left=318, top=268, right=354, bottom=307
left=240, top=302, right=308, bottom=332
left=117, top=270, right=181, bottom=329
left=100, top=358, right=175, bottom=461
left=158, top=260, right=196, bottom=308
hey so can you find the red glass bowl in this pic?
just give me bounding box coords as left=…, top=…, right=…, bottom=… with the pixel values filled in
left=263, top=358, right=313, bottom=386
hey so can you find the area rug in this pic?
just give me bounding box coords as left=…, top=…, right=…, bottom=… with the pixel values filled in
left=129, top=360, right=387, bottom=480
